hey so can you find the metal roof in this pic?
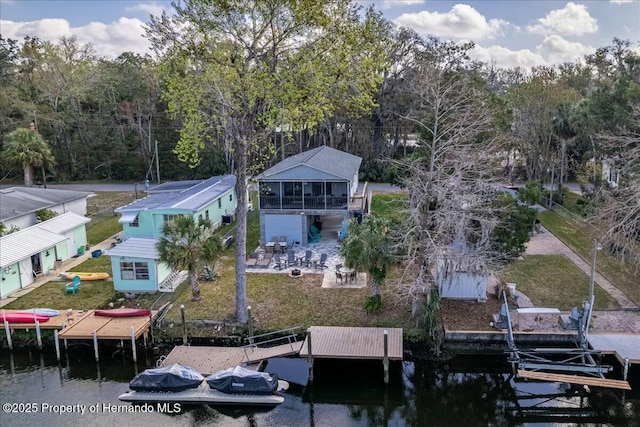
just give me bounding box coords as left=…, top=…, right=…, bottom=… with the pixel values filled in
left=115, top=175, right=237, bottom=214
left=38, top=212, right=91, bottom=234
left=104, top=237, right=160, bottom=259
left=118, top=212, right=138, bottom=224
left=256, top=146, right=362, bottom=181
left=146, top=180, right=203, bottom=194
left=0, top=187, right=92, bottom=221
left=0, top=227, right=68, bottom=267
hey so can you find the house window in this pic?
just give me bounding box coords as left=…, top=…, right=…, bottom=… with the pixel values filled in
left=199, top=214, right=203, bottom=221
left=130, top=214, right=139, bottom=227
left=218, top=199, right=222, bottom=208
left=120, top=261, right=150, bottom=280
left=229, top=194, right=233, bottom=202
left=163, top=214, right=183, bottom=224
left=205, top=210, right=209, bottom=220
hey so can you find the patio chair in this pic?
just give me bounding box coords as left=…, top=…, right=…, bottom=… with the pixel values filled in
left=279, top=236, right=287, bottom=245
left=335, top=264, right=344, bottom=285
left=256, top=253, right=271, bottom=268
left=271, top=236, right=278, bottom=243
left=64, top=275, right=81, bottom=294
left=286, top=250, right=297, bottom=266
left=273, top=253, right=287, bottom=270
left=302, top=250, right=313, bottom=267
left=314, top=253, right=328, bottom=270
left=349, top=270, right=357, bottom=284
left=245, top=251, right=259, bottom=267
left=273, top=242, right=283, bottom=254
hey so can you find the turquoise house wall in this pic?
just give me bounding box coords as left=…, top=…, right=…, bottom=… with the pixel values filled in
left=122, top=210, right=157, bottom=238
left=55, top=241, right=68, bottom=261
left=195, top=188, right=237, bottom=227
left=0, top=263, right=20, bottom=298
left=110, top=255, right=158, bottom=292
left=157, top=262, right=172, bottom=283
left=42, top=247, right=57, bottom=275
left=72, top=226, right=87, bottom=249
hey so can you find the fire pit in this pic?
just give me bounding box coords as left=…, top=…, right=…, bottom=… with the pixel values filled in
left=289, top=268, right=302, bottom=278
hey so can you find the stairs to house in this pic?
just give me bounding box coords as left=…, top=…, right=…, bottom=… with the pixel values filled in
left=158, top=270, right=187, bottom=292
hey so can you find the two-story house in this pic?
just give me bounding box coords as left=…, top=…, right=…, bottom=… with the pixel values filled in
left=255, top=146, right=366, bottom=246
left=0, top=187, right=92, bottom=299
left=106, top=175, right=238, bottom=293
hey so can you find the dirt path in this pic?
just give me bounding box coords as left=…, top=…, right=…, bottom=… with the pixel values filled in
left=525, top=225, right=638, bottom=310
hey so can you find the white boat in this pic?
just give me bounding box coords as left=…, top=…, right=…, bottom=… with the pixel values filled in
left=118, top=380, right=289, bottom=406
left=16, top=308, right=60, bottom=317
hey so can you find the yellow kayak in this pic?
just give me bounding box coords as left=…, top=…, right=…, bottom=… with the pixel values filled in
left=61, top=272, right=111, bottom=281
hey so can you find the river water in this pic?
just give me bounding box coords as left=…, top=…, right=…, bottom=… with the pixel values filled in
left=0, top=346, right=638, bottom=426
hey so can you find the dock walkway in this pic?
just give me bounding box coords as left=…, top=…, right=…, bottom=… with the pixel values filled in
left=299, top=326, right=403, bottom=360
left=587, top=333, right=640, bottom=364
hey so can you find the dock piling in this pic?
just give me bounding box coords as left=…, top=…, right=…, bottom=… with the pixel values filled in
left=54, top=330, right=61, bottom=362
left=247, top=306, right=253, bottom=343
left=3, top=314, right=12, bottom=351
left=306, top=327, right=314, bottom=384
left=92, top=330, right=99, bottom=362
left=623, top=358, right=630, bottom=381
left=180, top=304, right=187, bottom=345
left=61, top=321, right=68, bottom=350
left=383, top=330, right=389, bottom=384
left=130, top=326, right=137, bottom=364
left=35, top=320, right=42, bottom=350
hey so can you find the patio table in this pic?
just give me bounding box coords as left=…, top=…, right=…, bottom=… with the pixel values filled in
left=265, top=241, right=287, bottom=253
left=339, top=267, right=356, bottom=283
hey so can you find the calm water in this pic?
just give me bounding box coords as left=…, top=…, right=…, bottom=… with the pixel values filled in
left=0, top=346, right=638, bottom=427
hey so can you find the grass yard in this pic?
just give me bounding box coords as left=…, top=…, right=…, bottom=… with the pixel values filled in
left=85, top=191, right=135, bottom=244
left=500, top=255, right=617, bottom=310
left=2, top=280, right=116, bottom=310
left=163, top=255, right=416, bottom=336
left=539, top=210, right=640, bottom=306
left=371, top=193, right=407, bottom=222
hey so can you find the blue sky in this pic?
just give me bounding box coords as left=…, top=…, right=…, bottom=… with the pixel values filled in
left=0, top=0, right=638, bottom=68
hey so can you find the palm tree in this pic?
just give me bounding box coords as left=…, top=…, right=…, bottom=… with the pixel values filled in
left=340, top=215, right=393, bottom=299
left=156, top=216, right=223, bottom=301
left=2, top=127, right=55, bottom=187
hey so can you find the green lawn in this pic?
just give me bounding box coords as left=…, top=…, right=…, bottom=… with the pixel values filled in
left=3, top=280, right=117, bottom=310
left=539, top=210, right=640, bottom=307
left=371, top=193, right=407, bottom=222
left=500, top=255, right=616, bottom=310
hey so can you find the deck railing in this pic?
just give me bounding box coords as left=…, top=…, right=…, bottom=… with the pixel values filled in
left=259, top=195, right=348, bottom=210
left=241, top=326, right=303, bottom=361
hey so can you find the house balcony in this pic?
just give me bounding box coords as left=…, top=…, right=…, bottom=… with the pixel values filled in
left=259, top=195, right=349, bottom=211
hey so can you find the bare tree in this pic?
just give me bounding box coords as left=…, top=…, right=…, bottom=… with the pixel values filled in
left=392, top=38, right=503, bottom=320
left=591, top=106, right=640, bottom=268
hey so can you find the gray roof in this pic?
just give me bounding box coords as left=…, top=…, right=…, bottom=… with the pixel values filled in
left=257, top=146, right=362, bottom=181
left=38, top=212, right=91, bottom=234
left=0, top=187, right=92, bottom=222
left=146, top=180, right=203, bottom=194
left=115, top=175, right=237, bottom=214
left=0, top=227, right=68, bottom=267
left=105, top=237, right=160, bottom=259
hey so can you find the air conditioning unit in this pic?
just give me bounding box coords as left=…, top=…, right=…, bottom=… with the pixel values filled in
left=221, top=214, right=235, bottom=225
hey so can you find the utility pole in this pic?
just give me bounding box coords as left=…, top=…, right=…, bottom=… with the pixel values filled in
left=155, top=140, right=160, bottom=184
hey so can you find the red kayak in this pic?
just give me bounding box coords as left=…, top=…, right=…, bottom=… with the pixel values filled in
left=0, top=312, right=50, bottom=323
left=94, top=308, right=151, bottom=318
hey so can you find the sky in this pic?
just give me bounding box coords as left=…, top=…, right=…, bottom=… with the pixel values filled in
left=0, top=0, right=638, bottom=68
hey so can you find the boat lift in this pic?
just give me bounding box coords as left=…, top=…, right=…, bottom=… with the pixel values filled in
left=499, top=291, right=631, bottom=390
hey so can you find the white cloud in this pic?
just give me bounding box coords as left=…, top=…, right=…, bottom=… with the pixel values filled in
left=395, top=4, right=512, bottom=40
left=0, top=17, right=151, bottom=58
left=537, top=35, right=594, bottom=63
left=527, top=2, right=598, bottom=36
left=125, top=2, right=167, bottom=17
left=470, top=44, right=547, bottom=69
left=378, top=0, right=425, bottom=10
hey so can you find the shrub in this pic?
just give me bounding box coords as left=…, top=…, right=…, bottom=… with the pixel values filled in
left=364, top=294, right=383, bottom=313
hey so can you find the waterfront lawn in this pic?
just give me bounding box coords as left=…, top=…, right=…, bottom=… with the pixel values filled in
left=500, top=255, right=617, bottom=310
left=2, top=280, right=115, bottom=310
left=371, top=193, right=407, bottom=222
left=539, top=210, right=640, bottom=306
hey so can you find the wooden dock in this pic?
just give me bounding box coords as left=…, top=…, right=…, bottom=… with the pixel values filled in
left=587, top=333, right=640, bottom=364
left=3, top=310, right=88, bottom=330
left=518, top=369, right=631, bottom=390
left=161, top=342, right=304, bottom=375
left=57, top=309, right=157, bottom=340
left=299, top=326, right=403, bottom=360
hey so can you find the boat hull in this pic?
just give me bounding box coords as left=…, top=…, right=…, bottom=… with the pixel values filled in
left=61, top=272, right=110, bottom=281
left=118, top=381, right=288, bottom=406
left=0, top=313, right=50, bottom=323
left=16, top=308, right=60, bottom=317
left=95, top=308, right=151, bottom=318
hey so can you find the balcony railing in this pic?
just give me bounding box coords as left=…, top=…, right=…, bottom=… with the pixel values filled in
left=259, top=195, right=348, bottom=210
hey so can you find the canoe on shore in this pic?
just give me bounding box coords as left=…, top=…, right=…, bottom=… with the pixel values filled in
left=16, top=308, right=60, bottom=317
left=60, top=272, right=110, bottom=281
left=94, top=308, right=151, bottom=318
left=0, top=312, right=50, bottom=323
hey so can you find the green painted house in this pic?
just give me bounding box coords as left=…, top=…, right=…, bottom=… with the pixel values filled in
left=106, top=175, right=237, bottom=293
